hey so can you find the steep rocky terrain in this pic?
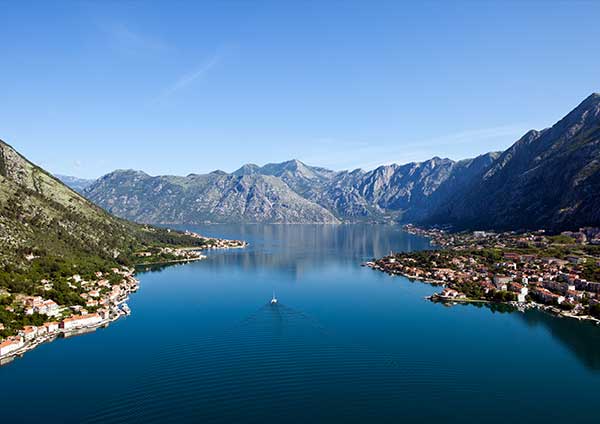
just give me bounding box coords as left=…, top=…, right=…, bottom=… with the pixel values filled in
left=428, top=93, right=600, bottom=231
left=75, top=93, right=600, bottom=230
left=83, top=156, right=487, bottom=224
left=85, top=169, right=340, bottom=224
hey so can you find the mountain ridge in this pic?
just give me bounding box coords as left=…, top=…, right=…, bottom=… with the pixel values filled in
left=62, top=93, right=600, bottom=231
left=81, top=155, right=492, bottom=225
left=426, top=92, right=600, bottom=231
left=85, top=169, right=340, bottom=224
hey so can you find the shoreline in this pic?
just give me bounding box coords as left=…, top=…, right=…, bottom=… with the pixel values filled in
left=1, top=242, right=247, bottom=366
left=1, top=290, right=134, bottom=365
left=2, top=316, right=117, bottom=363
left=363, top=224, right=600, bottom=326
left=134, top=242, right=248, bottom=267
left=134, top=256, right=207, bottom=267
left=363, top=262, right=600, bottom=326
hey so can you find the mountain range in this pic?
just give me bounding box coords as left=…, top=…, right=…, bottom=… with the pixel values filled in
left=78, top=153, right=504, bottom=225
left=65, top=93, right=600, bottom=231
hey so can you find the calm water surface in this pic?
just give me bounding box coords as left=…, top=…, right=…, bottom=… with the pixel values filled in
left=1, top=224, right=600, bottom=423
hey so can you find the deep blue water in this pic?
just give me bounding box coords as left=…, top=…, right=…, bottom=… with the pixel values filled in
left=1, top=224, right=600, bottom=423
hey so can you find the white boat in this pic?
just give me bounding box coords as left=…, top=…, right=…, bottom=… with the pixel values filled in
left=270, top=291, right=278, bottom=305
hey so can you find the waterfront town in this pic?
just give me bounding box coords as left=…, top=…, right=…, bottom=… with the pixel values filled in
left=0, top=267, right=138, bottom=364
left=0, top=235, right=247, bottom=364
left=366, top=225, right=600, bottom=323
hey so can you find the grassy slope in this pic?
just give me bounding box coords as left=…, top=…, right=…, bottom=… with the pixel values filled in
left=0, top=139, right=210, bottom=295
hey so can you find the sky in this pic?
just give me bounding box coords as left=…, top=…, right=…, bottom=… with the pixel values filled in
left=1, top=0, right=599, bottom=179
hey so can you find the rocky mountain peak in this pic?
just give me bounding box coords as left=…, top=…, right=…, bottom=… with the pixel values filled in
left=60, top=93, right=600, bottom=229
left=262, top=159, right=311, bottom=176
left=232, top=163, right=261, bottom=176
left=110, top=169, right=149, bottom=177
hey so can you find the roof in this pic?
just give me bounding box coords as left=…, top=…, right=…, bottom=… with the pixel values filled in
left=0, top=339, right=21, bottom=348
left=62, top=313, right=100, bottom=323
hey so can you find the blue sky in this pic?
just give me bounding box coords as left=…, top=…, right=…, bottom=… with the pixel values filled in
left=1, top=1, right=599, bottom=178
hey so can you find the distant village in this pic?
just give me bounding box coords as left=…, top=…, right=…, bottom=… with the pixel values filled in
left=366, top=225, right=600, bottom=324
left=134, top=232, right=247, bottom=265
left=0, top=234, right=247, bottom=364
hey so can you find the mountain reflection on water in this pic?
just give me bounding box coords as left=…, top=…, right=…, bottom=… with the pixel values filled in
left=166, top=224, right=600, bottom=372
left=435, top=301, right=600, bottom=371
left=167, top=224, right=429, bottom=277
left=3, top=224, right=599, bottom=423
left=518, top=309, right=600, bottom=370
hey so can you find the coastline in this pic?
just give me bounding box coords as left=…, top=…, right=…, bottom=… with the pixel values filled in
left=134, top=255, right=207, bottom=267
left=0, top=284, right=135, bottom=365
left=363, top=256, right=600, bottom=326
left=0, top=241, right=247, bottom=366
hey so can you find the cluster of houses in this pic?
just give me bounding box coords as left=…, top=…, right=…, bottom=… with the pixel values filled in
left=405, top=225, right=600, bottom=251
left=135, top=247, right=205, bottom=261
left=134, top=231, right=248, bottom=262
left=1, top=234, right=249, bottom=362
left=23, top=296, right=60, bottom=316
left=135, top=237, right=247, bottom=264
left=438, top=288, right=467, bottom=300
left=369, top=227, right=600, bottom=319
left=204, top=239, right=247, bottom=249
left=183, top=231, right=247, bottom=249
left=1, top=267, right=139, bottom=359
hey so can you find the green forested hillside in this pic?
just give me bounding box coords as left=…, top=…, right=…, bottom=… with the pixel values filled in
left=0, top=139, right=209, bottom=296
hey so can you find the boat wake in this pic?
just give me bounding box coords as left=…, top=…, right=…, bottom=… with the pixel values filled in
left=82, top=301, right=477, bottom=424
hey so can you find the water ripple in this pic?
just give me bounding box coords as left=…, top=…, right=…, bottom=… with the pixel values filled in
left=83, top=303, right=482, bottom=423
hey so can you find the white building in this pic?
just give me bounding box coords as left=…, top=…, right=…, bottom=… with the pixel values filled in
left=44, top=322, right=59, bottom=333
left=21, top=326, right=38, bottom=341
left=0, top=337, right=24, bottom=357
left=493, top=275, right=512, bottom=290
left=35, top=300, right=60, bottom=317
left=60, top=313, right=102, bottom=331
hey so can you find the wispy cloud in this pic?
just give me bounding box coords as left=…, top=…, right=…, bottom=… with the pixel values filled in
left=401, top=124, right=530, bottom=150
left=102, top=23, right=168, bottom=53
left=162, top=54, right=223, bottom=98
left=300, top=124, right=532, bottom=172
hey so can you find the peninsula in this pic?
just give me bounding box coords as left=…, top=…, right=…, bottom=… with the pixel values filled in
left=366, top=225, right=600, bottom=324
